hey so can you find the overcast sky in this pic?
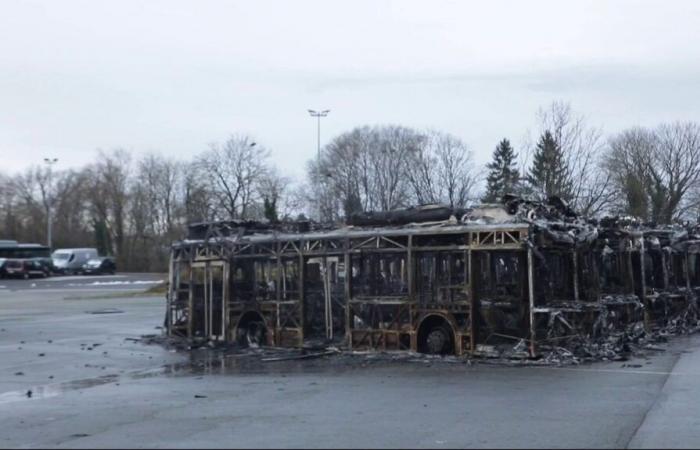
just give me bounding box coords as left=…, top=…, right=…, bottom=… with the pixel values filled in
left=1, top=0, right=699, bottom=180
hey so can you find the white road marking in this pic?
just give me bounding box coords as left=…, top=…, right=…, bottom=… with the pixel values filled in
left=526, top=365, right=693, bottom=376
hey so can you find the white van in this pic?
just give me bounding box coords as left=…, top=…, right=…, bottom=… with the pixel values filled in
left=52, top=248, right=99, bottom=274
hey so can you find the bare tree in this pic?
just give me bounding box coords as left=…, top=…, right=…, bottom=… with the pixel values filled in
left=182, top=161, right=214, bottom=224
left=86, top=149, right=132, bottom=262
left=257, top=167, right=296, bottom=221
left=51, top=169, right=93, bottom=248
left=137, top=153, right=182, bottom=236
left=604, top=127, right=656, bottom=218
left=405, top=130, right=478, bottom=208
left=532, top=101, right=614, bottom=216
left=311, top=125, right=424, bottom=221
left=654, top=122, right=700, bottom=222
left=430, top=131, right=477, bottom=207
left=196, top=135, right=271, bottom=220
left=605, top=122, right=700, bottom=223
left=371, top=126, right=420, bottom=211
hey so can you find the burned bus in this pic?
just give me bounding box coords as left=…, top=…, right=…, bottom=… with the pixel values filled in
left=166, top=200, right=699, bottom=357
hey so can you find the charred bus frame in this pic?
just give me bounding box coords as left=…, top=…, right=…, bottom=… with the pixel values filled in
left=166, top=208, right=699, bottom=357
left=166, top=219, right=543, bottom=355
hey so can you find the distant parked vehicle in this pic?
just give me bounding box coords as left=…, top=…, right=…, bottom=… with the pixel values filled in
left=0, top=242, right=51, bottom=260
left=0, top=242, right=53, bottom=278
left=4, top=259, right=26, bottom=278
left=2, top=259, right=40, bottom=279
left=52, top=248, right=98, bottom=274
left=24, top=259, right=50, bottom=278
left=29, top=257, right=53, bottom=277
left=81, top=257, right=117, bottom=275
left=4, top=259, right=50, bottom=279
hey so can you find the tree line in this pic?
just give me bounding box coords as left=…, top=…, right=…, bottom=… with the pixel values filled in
left=1, top=101, right=699, bottom=271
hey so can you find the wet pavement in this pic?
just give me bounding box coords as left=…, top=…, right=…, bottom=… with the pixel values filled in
left=1, top=287, right=700, bottom=448
left=0, top=272, right=165, bottom=292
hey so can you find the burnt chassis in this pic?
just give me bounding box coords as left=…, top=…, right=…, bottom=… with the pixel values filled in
left=165, top=219, right=699, bottom=357
left=166, top=222, right=549, bottom=355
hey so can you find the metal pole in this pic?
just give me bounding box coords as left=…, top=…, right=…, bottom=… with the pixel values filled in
left=43, top=158, right=58, bottom=249
left=47, top=171, right=52, bottom=249
left=308, top=109, right=330, bottom=222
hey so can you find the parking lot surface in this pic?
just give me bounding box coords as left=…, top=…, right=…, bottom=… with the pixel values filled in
left=1, top=282, right=700, bottom=448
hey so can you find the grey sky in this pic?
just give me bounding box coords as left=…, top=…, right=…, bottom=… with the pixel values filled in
left=1, top=0, right=699, bottom=180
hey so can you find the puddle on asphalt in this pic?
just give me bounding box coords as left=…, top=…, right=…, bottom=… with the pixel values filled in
left=0, top=347, right=469, bottom=404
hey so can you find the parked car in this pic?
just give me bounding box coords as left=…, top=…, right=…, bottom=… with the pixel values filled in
left=52, top=248, right=98, bottom=274
left=30, top=257, right=54, bottom=275
left=2, top=259, right=46, bottom=279
left=81, top=257, right=117, bottom=275
left=3, top=259, right=27, bottom=278
left=24, top=259, right=50, bottom=278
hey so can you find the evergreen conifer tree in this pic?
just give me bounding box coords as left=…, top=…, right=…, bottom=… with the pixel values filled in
left=527, top=130, right=571, bottom=200
left=482, top=138, right=520, bottom=203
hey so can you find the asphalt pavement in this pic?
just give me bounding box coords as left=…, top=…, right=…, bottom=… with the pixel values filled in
left=1, top=283, right=699, bottom=448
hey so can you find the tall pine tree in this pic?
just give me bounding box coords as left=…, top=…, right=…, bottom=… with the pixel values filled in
left=483, top=138, right=520, bottom=203
left=527, top=130, right=571, bottom=200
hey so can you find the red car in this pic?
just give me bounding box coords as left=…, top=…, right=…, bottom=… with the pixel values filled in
left=3, top=259, right=28, bottom=278
left=3, top=259, right=49, bottom=279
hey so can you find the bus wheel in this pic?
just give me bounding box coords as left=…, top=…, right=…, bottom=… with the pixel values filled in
left=417, top=316, right=455, bottom=355
left=425, top=326, right=451, bottom=354
left=236, top=313, right=267, bottom=348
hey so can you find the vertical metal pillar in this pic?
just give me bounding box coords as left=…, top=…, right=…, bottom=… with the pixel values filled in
left=344, top=246, right=352, bottom=349
left=223, top=261, right=229, bottom=342
left=298, top=247, right=305, bottom=347
left=187, top=259, right=194, bottom=339
left=468, top=248, right=475, bottom=355
left=640, top=236, right=650, bottom=331
left=572, top=249, right=579, bottom=302
left=527, top=247, right=536, bottom=357
left=166, top=254, right=175, bottom=336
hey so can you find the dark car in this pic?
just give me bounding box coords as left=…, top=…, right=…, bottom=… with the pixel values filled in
left=24, top=259, right=50, bottom=278
left=3, top=259, right=27, bottom=278
left=81, top=257, right=116, bottom=275
left=30, top=257, right=54, bottom=276
left=3, top=259, right=48, bottom=279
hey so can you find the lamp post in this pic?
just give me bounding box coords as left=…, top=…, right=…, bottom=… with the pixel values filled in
left=43, top=158, right=58, bottom=249
left=308, top=109, right=330, bottom=222
left=308, top=109, right=330, bottom=163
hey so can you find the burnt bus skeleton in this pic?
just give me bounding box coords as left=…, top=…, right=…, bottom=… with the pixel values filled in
left=165, top=199, right=700, bottom=357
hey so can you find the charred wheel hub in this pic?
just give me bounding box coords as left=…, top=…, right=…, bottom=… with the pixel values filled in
left=425, top=327, right=449, bottom=354
left=236, top=318, right=267, bottom=348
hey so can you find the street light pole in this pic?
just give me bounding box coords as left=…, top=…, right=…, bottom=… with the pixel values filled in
left=308, top=109, right=330, bottom=222
left=43, top=158, right=58, bottom=249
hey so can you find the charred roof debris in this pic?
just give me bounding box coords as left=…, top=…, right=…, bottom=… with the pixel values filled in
left=163, top=195, right=700, bottom=366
